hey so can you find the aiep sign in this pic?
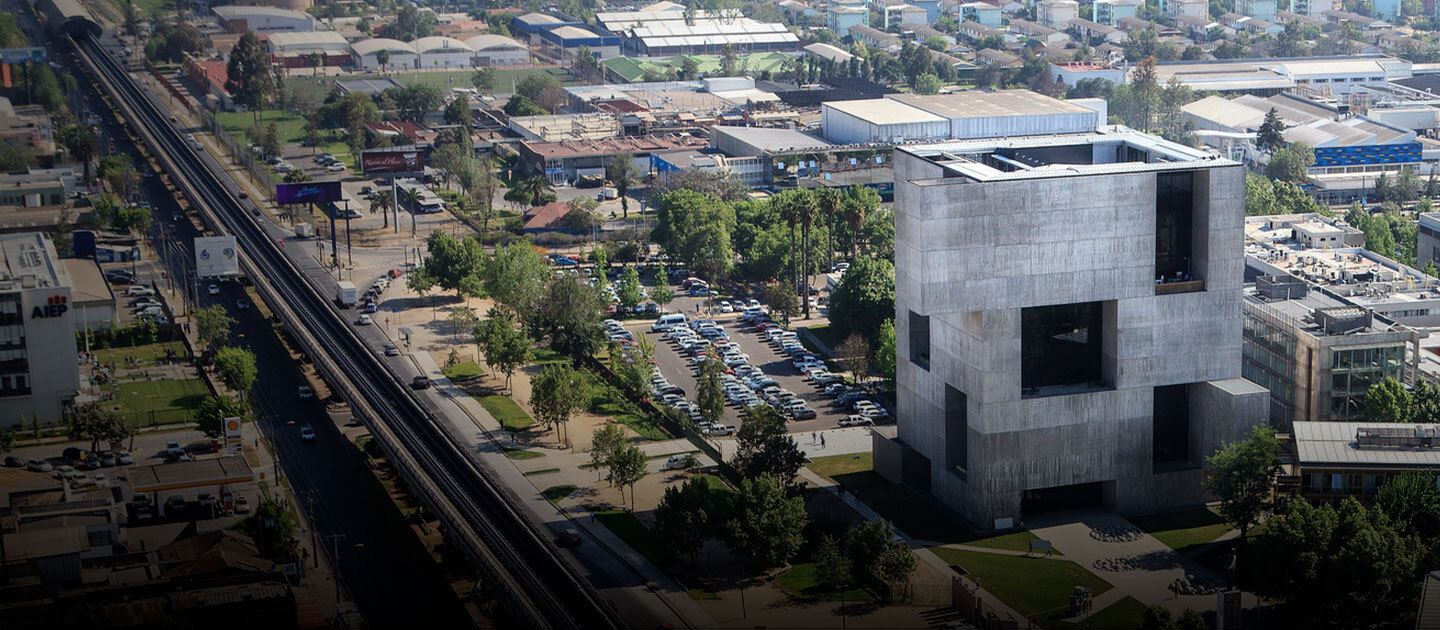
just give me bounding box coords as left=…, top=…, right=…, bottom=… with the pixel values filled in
left=276, top=181, right=342, bottom=205
left=361, top=149, right=423, bottom=174
left=32, top=294, right=67, bottom=319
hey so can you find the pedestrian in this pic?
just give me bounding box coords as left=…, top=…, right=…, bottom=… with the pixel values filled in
left=811, top=431, right=816, bottom=444
left=820, top=434, right=826, bottom=448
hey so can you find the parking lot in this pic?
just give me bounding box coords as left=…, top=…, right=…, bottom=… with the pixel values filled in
left=634, top=306, right=882, bottom=437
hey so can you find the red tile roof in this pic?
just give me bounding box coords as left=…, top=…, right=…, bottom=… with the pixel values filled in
left=522, top=201, right=573, bottom=231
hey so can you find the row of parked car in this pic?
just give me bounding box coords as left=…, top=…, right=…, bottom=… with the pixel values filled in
left=745, top=309, right=889, bottom=425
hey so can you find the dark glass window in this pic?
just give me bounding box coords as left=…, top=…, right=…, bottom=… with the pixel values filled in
left=909, top=310, right=930, bottom=370
left=945, top=384, right=967, bottom=475
left=1152, top=384, right=1190, bottom=468
left=1155, top=172, right=1194, bottom=282
left=1021, top=302, right=1105, bottom=394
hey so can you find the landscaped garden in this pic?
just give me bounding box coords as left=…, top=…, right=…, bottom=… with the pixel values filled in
left=929, top=547, right=1113, bottom=619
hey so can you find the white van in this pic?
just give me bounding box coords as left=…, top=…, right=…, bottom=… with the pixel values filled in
left=652, top=313, right=688, bottom=332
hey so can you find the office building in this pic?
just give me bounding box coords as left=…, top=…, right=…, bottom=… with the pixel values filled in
left=1291, top=0, right=1334, bottom=17
left=1037, top=0, right=1078, bottom=28
left=875, top=128, right=1268, bottom=528
left=1094, top=0, right=1141, bottom=25
left=1288, top=422, right=1440, bottom=503
left=1164, top=0, right=1209, bottom=18
left=0, top=233, right=80, bottom=428
left=958, top=1, right=1003, bottom=26
left=1238, top=0, right=1278, bottom=21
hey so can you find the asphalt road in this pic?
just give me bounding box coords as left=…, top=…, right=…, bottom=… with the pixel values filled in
left=74, top=64, right=471, bottom=627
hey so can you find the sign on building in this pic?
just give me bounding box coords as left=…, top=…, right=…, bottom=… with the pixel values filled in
left=194, top=236, right=241, bottom=278
left=361, top=148, right=423, bottom=174
left=276, top=181, right=342, bottom=205
left=224, top=416, right=243, bottom=456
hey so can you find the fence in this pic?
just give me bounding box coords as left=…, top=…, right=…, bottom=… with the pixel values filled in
left=121, top=407, right=196, bottom=428
left=199, top=110, right=277, bottom=193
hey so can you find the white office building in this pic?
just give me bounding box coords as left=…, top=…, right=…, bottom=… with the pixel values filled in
left=0, top=233, right=79, bottom=428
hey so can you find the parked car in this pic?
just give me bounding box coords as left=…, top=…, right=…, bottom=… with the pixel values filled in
left=661, top=454, right=697, bottom=471
left=839, top=415, right=873, bottom=427
left=3, top=455, right=22, bottom=467
left=702, top=424, right=736, bottom=436
left=164, top=441, right=185, bottom=457
left=235, top=495, right=252, bottom=513
left=26, top=459, right=52, bottom=472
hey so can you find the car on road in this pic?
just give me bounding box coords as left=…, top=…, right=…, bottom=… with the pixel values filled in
left=300, top=424, right=316, bottom=442
left=171, top=211, right=183, bottom=222
left=3, top=455, right=21, bottom=467
left=356, top=314, right=373, bottom=325
left=69, top=472, right=93, bottom=488
left=298, top=385, right=315, bottom=400
left=412, top=375, right=433, bottom=389
left=235, top=299, right=250, bottom=310
left=207, top=284, right=220, bottom=295
left=558, top=529, right=582, bottom=548
left=361, top=302, right=378, bottom=314
left=115, top=451, right=134, bottom=465
left=165, top=441, right=185, bottom=457
left=383, top=344, right=400, bottom=356
left=839, top=415, right=873, bottom=427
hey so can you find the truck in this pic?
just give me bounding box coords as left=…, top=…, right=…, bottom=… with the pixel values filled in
left=294, top=222, right=314, bottom=238
left=336, top=281, right=358, bottom=308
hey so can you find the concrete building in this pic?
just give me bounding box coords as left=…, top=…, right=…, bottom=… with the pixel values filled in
left=877, top=128, right=1268, bottom=528
left=537, top=24, right=622, bottom=61
left=911, top=0, right=945, bottom=21
left=463, top=34, right=529, bottom=66
left=958, top=1, right=1003, bottom=26
left=1037, top=0, right=1078, bottom=28
left=1164, top=0, right=1209, bottom=19
left=884, top=3, right=930, bottom=28
left=0, top=97, right=52, bottom=158
left=510, top=12, right=584, bottom=47
left=212, top=5, right=318, bottom=33
left=0, top=167, right=76, bottom=207
left=516, top=134, right=705, bottom=185
left=1151, top=55, right=1413, bottom=95
left=1050, top=61, right=1126, bottom=86
left=827, top=5, right=869, bottom=36
left=1094, top=0, right=1141, bottom=25
left=804, top=42, right=856, bottom=65
left=62, top=257, right=113, bottom=333
left=413, top=36, right=475, bottom=69
left=349, top=38, right=418, bottom=71
left=0, top=233, right=79, bottom=428
left=1421, top=213, right=1440, bottom=271
left=266, top=30, right=349, bottom=68
left=1238, top=0, right=1278, bottom=21
left=601, top=11, right=801, bottom=56
left=1291, top=0, right=1335, bottom=17
left=1288, top=422, right=1440, bottom=504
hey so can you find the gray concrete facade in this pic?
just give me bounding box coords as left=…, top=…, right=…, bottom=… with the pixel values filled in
left=883, top=130, right=1270, bottom=529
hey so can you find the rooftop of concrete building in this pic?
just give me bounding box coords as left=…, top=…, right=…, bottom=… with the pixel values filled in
left=0, top=233, right=65, bottom=290
left=888, top=89, right=1095, bottom=119
left=62, top=258, right=111, bottom=305
left=519, top=133, right=710, bottom=159
left=710, top=125, right=834, bottom=153
left=902, top=127, right=1225, bottom=182
left=1244, top=215, right=1440, bottom=306
left=1243, top=280, right=1403, bottom=337
left=1183, top=92, right=1413, bottom=146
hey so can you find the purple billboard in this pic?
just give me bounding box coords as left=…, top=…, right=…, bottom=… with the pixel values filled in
left=276, top=181, right=342, bottom=205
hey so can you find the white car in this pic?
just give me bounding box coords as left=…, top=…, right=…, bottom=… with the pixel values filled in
left=93, top=473, right=111, bottom=488
left=356, top=314, right=373, bottom=325
left=26, top=459, right=52, bottom=472
left=124, top=285, right=154, bottom=297
left=326, top=163, right=346, bottom=172
left=718, top=301, right=733, bottom=313
left=274, top=162, right=293, bottom=172
left=207, top=284, right=220, bottom=295
left=839, top=415, right=873, bottom=427
left=235, top=299, right=250, bottom=310
left=702, top=424, right=736, bottom=436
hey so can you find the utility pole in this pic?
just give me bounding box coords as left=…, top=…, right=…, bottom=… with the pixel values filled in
left=321, top=533, right=348, bottom=603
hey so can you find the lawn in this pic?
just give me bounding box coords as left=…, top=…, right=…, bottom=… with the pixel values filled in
left=476, top=394, right=536, bottom=431
left=775, top=562, right=877, bottom=604
left=596, top=509, right=674, bottom=567
left=102, top=379, right=208, bottom=425
left=92, top=340, right=188, bottom=368
left=1127, top=506, right=1232, bottom=554
left=674, top=574, right=720, bottom=600
left=441, top=360, right=484, bottom=382
left=213, top=110, right=356, bottom=171
left=594, top=399, right=669, bottom=440
left=808, top=452, right=872, bottom=484
left=522, top=467, right=560, bottom=476
left=804, top=323, right=843, bottom=354
left=288, top=67, right=578, bottom=101
left=503, top=447, right=543, bottom=460
left=1047, top=595, right=1150, bottom=629
left=541, top=484, right=576, bottom=502
left=531, top=347, right=569, bottom=367
left=930, top=548, right=1112, bottom=618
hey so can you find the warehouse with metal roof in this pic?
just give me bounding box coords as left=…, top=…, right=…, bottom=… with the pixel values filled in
left=821, top=90, right=1104, bottom=144
left=213, top=5, right=319, bottom=33
left=350, top=38, right=418, bottom=71
left=463, top=34, right=530, bottom=66
left=413, top=36, right=475, bottom=69
left=598, top=9, right=800, bottom=55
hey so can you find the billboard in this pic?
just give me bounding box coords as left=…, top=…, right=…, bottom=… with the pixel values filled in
left=276, top=181, right=342, bottom=205
left=0, top=47, right=45, bottom=64
left=361, top=148, right=423, bottom=174
left=224, top=416, right=243, bottom=456
left=194, top=236, right=241, bottom=277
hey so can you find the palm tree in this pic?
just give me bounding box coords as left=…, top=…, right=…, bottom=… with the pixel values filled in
left=307, top=52, right=323, bottom=77
left=58, top=124, right=99, bottom=183
left=793, top=190, right=818, bottom=319
left=778, top=191, right=800, bottom=310
left=843, top=188, right=868, bottom=258
left=370, top=189, right=392, bottom=229
left=376, top=49, right=390, bottom=74
left=398, top=186, right=420, bottom=235
left=817, top=187, right=842, bottom=276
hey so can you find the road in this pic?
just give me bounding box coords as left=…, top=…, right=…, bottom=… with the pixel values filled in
left=75, top=29, right=621, bottom=629
left=69, top=42, right=474, bottom=627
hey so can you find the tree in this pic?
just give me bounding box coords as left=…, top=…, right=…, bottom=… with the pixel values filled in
left=1364, top=377, right=1413, bottom=423
left=234, top=499, right=298, bottom=561
left=732, top=406, right=806, bottom=486
left=51, top=209, right=74, bottom=258
left=1140, top=606, right=1174, bottom=630
left=696, top=355, right=726, bottom=426
left=69, top=402, right=129, bottom=452
left=504, top=175, right=556, bottom=208
left=606, top=153, right=639, bottom=217
left=530, top=364, right=588, bottom=446
left=262, top=122, right=282, bottom=163
left=616, top=266, right=645, bottom=311
left=1175, top=610, right=1207, bottom=630
left=503, top=94, right=548, bottom=117
left=536, top=275, right=606, bottom=361
left=483, top=242, right=551, bottom=320
left=762, top=281, right=800, bottom=323
left=572, top=46, right=604, bottom=83
left=0, top=424, right=13, bottom=455
left=834, top=333, right=872, bottom=383
left=724, top=474, right=807, bottom=566
left=1256, top=107, right=1286, bottom=152
left=444, top=95, right=472, bottom=127
left=375, top=48, right=391, bottom=73
left=213, top=346, right=259, bottom=400
left=590, top=422, right=627, bottom=481
left=447, top=306, right=478, bottom=340
left=1266, top=142, right=1315, bottom=184
left=419, top=231, right=488, bottom=297
left=875, top=544, right=918, bottom=599
left=874, top=319, right=896, bottom=384
left=370, top=189, right=393, bottom=229
left=813, top=535, right=851, bottom=590
left=648, top=283, right=674, bottom=309
left=653, top=476, right=719, bottom=562
left=193, top=305, right=235, bottom=349
left=474, top=308, right=530, bottom=393
left=515, top=72, right=567, bottom=113
left=226, top=31, right=275, bottom=122
left=829, top=257, right=895, bottom=343
left=608, top=443, right=647, bottom=510
left=1375, top=469, right=1440, bottom=536
left=1204, top=425, right=1281, bottom=539
left=387, top=84, right=444, bottom=125
left=844, top=519, right=900, bottom=580
left=305, top=51, right=323, bottom=77
left=57, top=124, right=98, bottom=182
left=194, top=394, right=248, bottom=439
left=913, top=72, right=942, bottom=94
left=471, top=67, right=497, bottom=93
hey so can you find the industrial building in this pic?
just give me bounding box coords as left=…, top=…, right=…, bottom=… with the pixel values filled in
left=0, top=233, right=79, bottom=428
left=516, top=134, right=707, bottom=185
left=463, top=34, right=529, bottom=66
left=212, top=5, right=319, bottom=33
left=412, top=36, right=476, bottom=69
left=877, top=128, right=1267, bottom=528
left=1150, top=55, right=1413, bottom=94
left=708, top=126, right=835, bottom=185
left=266, top=31, right=349, bottom=68
left=349, top=38, right=418, bottom=71
left=597, top=8, right=799, bottom=56
left=820, top=90, right=1103, bottom=144
left=537, top=24, right=622, bottom=61
left=1287, top=422, right=1440, bottom=504
left=510, top=12, right=585, bottom=47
